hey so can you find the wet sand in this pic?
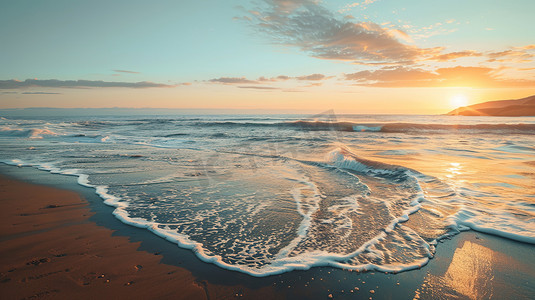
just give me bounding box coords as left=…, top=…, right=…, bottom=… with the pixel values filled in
left=1, top=165, right=534, bottom=299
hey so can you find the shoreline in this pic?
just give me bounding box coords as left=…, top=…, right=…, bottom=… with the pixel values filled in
left=1, top=164, right=534, bottom=299
left=0, top=167, right=281, bottom=299
left=0, top=173, right=207, bottom=299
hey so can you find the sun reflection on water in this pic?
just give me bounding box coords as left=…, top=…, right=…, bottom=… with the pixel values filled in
left=414, top=241, right=494, bottom=300
left=445, top=162, right=462, bottom=179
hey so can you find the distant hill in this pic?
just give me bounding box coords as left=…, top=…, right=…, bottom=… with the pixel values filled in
left=447, top=95, right=535, bottom=116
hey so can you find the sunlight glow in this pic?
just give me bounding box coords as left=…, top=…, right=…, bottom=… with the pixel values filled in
left=450, top=94, right=469, bottom=108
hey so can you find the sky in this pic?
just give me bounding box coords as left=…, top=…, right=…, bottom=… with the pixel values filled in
left=1, top=0, right=534, bottom=114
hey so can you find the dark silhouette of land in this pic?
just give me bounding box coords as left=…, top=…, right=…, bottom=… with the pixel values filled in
left=448, top=95, right=535, bottom=116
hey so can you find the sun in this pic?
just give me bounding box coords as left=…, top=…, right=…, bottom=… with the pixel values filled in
left=450, top=94, right=468, bottom=108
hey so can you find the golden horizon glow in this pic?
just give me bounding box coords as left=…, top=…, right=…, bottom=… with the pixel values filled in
left=450, top=94, right=469, bottom=108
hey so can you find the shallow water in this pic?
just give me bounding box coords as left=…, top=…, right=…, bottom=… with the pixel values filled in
left=1, top=113, right=534, bottom=276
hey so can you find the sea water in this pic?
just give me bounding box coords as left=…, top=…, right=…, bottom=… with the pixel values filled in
left=0, top=113, right=534, bottom=276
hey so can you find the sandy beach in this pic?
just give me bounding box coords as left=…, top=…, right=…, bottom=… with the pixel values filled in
left=0, top=174, right=212, bottom=299
left=1, top=165, right=534, bottom=299
left=0, top=173, right=281, bottom=299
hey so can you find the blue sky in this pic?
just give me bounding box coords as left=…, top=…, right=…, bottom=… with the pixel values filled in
left=1, top=0, right=534, bottom=113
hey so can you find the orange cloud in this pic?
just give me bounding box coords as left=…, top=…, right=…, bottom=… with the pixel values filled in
left=487, top=45, right=535, bottom=63
left=426, top=50, right=483, bottom=61
left=515, top=44, right=535, bottom=50
left=296, top=73, right=326, bottom=81
left=208, top=74, right=330, bottom=86
left=345, top=66, right=535, bottom=88
left=246, top=0, right=534, bottom=70
left=249, top=0, right=440, bottom=64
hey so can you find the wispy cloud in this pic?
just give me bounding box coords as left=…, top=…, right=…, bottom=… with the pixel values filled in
left=516, top=44, right=535, bottom=50
left=21, top=91, right=62, bottom=95
left=345, top=66, right=535, bottom=88
left=247, top=0, right=441, bottom=64
left=427, top=50, right=483, bottom=61
left=303, top=82, right=323, bottom=87
left=209, top=77, right=258, bottom=84
left=339, top=0, right=380, bottom=13
left=487, top=46, right=535, bottom=63
left=113, top=69, right=140, bottom=74
left=408, top=21, right=459, bottom=40
left=0, top=79, right=174, bottom=89
left=209, top=73, right=330, bottom=85
left=296, top=73, right=326, bottom=81
left=262, top=3, right=529, bottom=66
left=258, top=75, right=292, bottom=82
left=238, top=86, right=279, bottom=90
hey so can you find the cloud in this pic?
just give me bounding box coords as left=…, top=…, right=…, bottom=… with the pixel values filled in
left=21, top=92, right=62, bottom=95
left=248, top=0, right=440, bottom=64
left=209, top=73, right=330, bottom=85
left=339, top=0, right=379, bottom=13
left=346, top=66, right=434, bottom=82
left=239, top=0, right=535, bottom=76
left=409, top=21, right=459, bottom=40
left=268, top=0, right=313, bottom=14
left=256, top=75, right=293, bottom=82
left=276, top=75, right=291, bottom=81
left=517, top=44, right=535, bottom=50
left=303, top=82, right=323, bottom=87
left=209, top=77, right=258, bottom=84
left=238, top=86, right=279, bottom=90
left=345, top=66, right=535, bottom=88
left=113, top=69, right=140, bottom=74
left=296, top=73, right=326, bottom=80
left=487, top=46, right=535, bottom=63
left=423, top=45, right=534, bottom=63
left=0, top=79, right=174, bottom=89
left=387, top=29, right=413, bottom=43
left=427, top=50, right=483, bottom=61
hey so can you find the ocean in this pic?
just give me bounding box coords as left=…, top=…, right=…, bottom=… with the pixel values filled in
left=1, top=112, right=534, bottom=277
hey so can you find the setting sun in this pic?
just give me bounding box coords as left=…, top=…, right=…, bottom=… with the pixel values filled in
left=450, top=94, right=469, bottom=108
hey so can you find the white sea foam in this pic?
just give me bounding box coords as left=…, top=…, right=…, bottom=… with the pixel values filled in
left=447, top=206, right=535, bottom=244
left=0, top=127, right=58, bottom=139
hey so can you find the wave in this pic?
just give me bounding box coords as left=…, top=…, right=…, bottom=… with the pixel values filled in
left=379, top=123, right=535, bottom=134
left=11, top=120, right=533, bottom=141
left=0, top=127, right=58, bottom=139
left=447, top=206, right=535, bottom=244
left=327, top=147, right=535, bottom=244
left=180, top=120, right=535, bottom=135
left=327, top=147, right=412, bottom=176
left=160, top=133, right=189, bottom=137
left=297, top=121, right=535, bottom=134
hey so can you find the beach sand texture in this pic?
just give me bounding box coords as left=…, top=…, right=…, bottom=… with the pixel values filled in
left=0, top=174, right=281, bottom=299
